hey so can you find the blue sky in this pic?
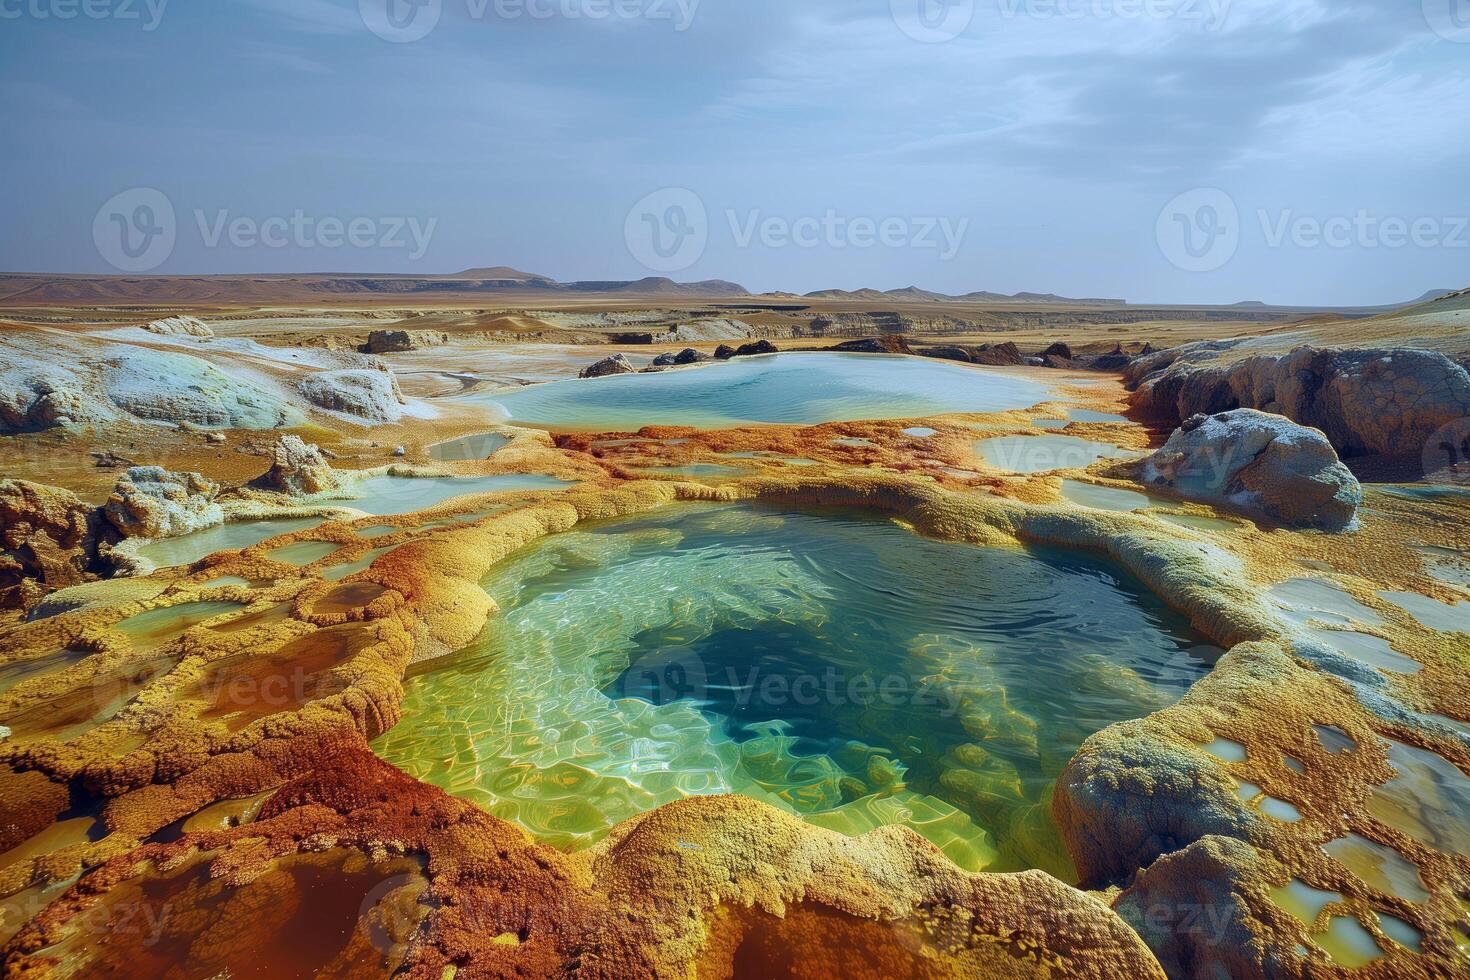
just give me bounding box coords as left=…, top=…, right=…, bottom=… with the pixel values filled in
left=1, top=0, right=1467, bottom=304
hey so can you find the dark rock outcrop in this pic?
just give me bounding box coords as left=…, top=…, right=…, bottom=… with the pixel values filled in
left=1042, top=342, right=1073, bottom=360
left=713, top=345, right=737, bottom=360
left=972, top=342, right=1024, bottom=366
left=734, top=340, right=779, bottom=357
left=365, top=329, right=448, bottom=354
left=1126, top=343, right=1470, bottom=459
left=673, top=348, right=710, bottom=365
left=579, top=354, right=637, bottom=379
left=826, top=336, right=913, bottom=355
left=1137, top=409, right=1362, bottom=531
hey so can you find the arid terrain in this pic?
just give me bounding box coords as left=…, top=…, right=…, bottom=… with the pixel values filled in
left=2, top=275, right=1468, bottom=978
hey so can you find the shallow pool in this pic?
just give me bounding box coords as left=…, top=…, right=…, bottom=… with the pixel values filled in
left=977, top=434, right=1138, bottom=474
left=376, top=503, right=1213, bottom=880
left=471, top=353, right=1052, bottom=430
left=346, top=474, right=573, bottom=516
left=137, top=518, right=325, bottom=569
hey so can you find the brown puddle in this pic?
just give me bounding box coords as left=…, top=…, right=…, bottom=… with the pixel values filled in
left=0, top=647, right=93, bottom=697
left=187, top=623, right=375, bottom=730
left=41, top=849, right=429, bottom=979
left=150, top=790, right=278, bottom=844
left=111, top=601, right=246, bottom=651
left=210, top=603, right=295, bottom=634
left=2, top=655, right=177, bottom=743
left=311, top=583, right=388, bottom=617
left=0, top=805, right=106, bottom=872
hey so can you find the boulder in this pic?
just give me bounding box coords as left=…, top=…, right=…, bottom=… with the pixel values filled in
left=142, top=316, right=213, bottom=339
left=713, top=345, right=737, bottom=361
left=1139, top=409, right=1361, bottom=531
left=579, top=354, right=637, bottom=380
left=827, top=336, right=913, bottom=355
left=734, top=340, right=779, bottom=357
left=918, top=345, right=974, bottom=364
left=102, top=467, right=223, bottom=540
left=1023, top=356, right=1045, bottom=367
left=673, top=348, right=710, bottom=365
left=971, top=342, right=1024, bottom=366
left=1113, top=837, right=1283, bottom=980
left=1126, top=343, right=1470, bottom=459
left=0, top=479, right=103, bottom=609
left=298, top=368, right=406, bottom=423
left=1042, top=353, right=1078, bottom=370
left=253, top=435, right=341, bottom=496
left=651, top=351, right=680, bottom=367
left=1088, top=346, right=1133, bottom=372
left=365, top=329, right=448, bottom=354
left=1042, top=342, right=1073, bottom=360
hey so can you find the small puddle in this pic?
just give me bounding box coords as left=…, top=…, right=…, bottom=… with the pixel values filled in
left=210, top=604, right=295, bottom=634
left=831, top=437, right=873, bottom=447
left=264, top=540, right=343, bottom=567
left=427, top=431, right=510, bottom=462
left=312, top=582, right=389, bottom=616
left=1269, top=578, right=1383, bottom=629
left=1366, top=739, right=1470, bottom=854
left=633, top=464, right=744, bottom=480
left=1260, top=796, right=1303, bottom=822
left=1377, top=912, right=1423, bottom=951
left=1270, top=879, right=1342, bottom=926
left=323, top=547, right=395, bottom=583
left=0, top=647, right=93, bottom=697
left=1322, top=834, right=1429, bottom=902
left=902, top=427, right=936, bottom=438
left=137, top=518, right=325, bottom=569
left=114, top=601, right=247, bottom=650
left=0, top=806, right=106, bottom=871
left=1156, top=513, right=1243, bottom=533
left=151, top=790, right=277, bottom=843
left=1310, top=629, right=1421, bottom=675
left=354, top=525, right=400, bottom=540
left=1060, top=480, right=1169, bottom=513
left=1313, top=724, right=1357, bottom=754
left=1376, top=591, right=1470, bottom=634
left=188, top=623, right=375, bottom=730
left=2, top=653, right=180, bottom=742
left=1314, top=916, right=1384, bottom=967
left=977, top=435, right=1137, bottom=474
left=1203, top=737, right=1247, bottom=763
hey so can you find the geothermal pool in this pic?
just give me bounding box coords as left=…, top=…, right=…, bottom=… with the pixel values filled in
left=375, top=502, right=1215, bottom=880
left=472, top=353, right=1052, bottom=429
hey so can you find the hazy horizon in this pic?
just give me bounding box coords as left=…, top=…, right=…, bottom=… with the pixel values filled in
left=3, top=0, right=1467, bottom=306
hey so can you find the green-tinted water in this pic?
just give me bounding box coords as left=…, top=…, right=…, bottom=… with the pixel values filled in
left=376, top=503, right=1212, bottom=879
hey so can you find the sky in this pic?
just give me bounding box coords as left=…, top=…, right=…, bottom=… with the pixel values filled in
left=1, top=0, right=1467, bottom=305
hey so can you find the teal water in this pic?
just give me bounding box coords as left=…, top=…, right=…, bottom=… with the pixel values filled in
left=427, top=432, right=511, bottom=462
left=375, top=503, right=1213, bottom=879
left=472, top=353, right=1051, bottom=430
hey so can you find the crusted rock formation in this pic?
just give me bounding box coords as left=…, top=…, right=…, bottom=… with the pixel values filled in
left=101, top=467, right=223, bottom=540
left=1137, top=409, right=1362, bottom=531
left=365, top=329, right=448, bottom=354
left=0, top=480, right=104, bottom=609
left=251, top=435, right=341, bottom=496
left=298, top=368, right=406, bottom=423
left=141, top=316, right=213, bottom=339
